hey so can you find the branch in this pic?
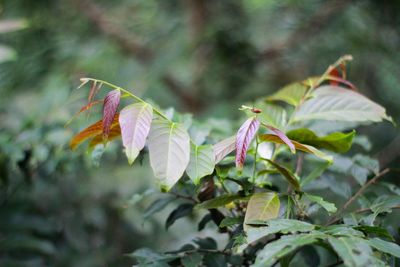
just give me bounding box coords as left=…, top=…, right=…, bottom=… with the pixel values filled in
left=326, top=168, right=391, bottom=225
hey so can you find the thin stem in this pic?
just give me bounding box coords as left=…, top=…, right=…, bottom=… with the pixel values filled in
left=81, top=78, right=171, bottom=121
left=169, top=192, right=199, bottom=204
left=252, top=137, right=259, bottom=184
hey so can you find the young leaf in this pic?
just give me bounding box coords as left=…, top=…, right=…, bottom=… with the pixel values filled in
left=186, top=144, right=215, bottom=185
left=252, top=233, right=326, bottom=267
left=102, top=89, right=121, bottom=139
left=69, top=113, right=119, bottom=150
left=244, top=192, right=280, bottom=231
left=263, top=124, right=295, bottom=153
left=292, top=86, right=392, bottom=123
left=213, top=135, right=236, bottom=163
left=266, top=82, right=309, bottom=106
left=263, top=159, right=300, bottom=191
left=236, top=117, right=260, bottom=169
left=119, top=103, right=153, bottom=164
left=88, top=125, right=121, bottom=149
left=286, top=128, right=355, bottom=153
left=304, top=193, right=337, bottom=214
left=244, top=101, right=287, bottom=130
left=259, top=134, right=333, bottom=162
left=148, top=119, right=190, bottom=191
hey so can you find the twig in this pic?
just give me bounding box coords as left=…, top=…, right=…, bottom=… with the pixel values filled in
left=169, top=192, right=199, bottom=204
left=326, top=168, right=391, bottom=225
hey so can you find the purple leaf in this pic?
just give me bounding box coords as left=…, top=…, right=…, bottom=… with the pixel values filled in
left=213, top=135, right=236, bottom=164
left=235, top=117, right=260, bottom=169
left=119, top=103, right=153, bottom=164
left=102, top=89, right=121, bottom=139
left=264, top=124, right=295, bottom=153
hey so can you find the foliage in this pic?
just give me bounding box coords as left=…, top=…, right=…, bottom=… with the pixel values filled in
left=69, top=57, right=400, bottom=266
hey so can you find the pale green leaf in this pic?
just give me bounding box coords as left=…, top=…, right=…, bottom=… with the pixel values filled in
left=304, top=193, right=337, bottom=214
left=251, top=233, right=326, bottom=267
left=244, top=192, right=280, bottom=231
left=368, top=238, right=400, bottom=258
left=186, top=144, right=215, bottom=185
left=266, top=82, right=308, bottom=106
left=292, top=86, right=392, bottom=123
left=148, top=119, right=190, bottom=191
left=245, top=219, right=315, bottom=245
left=327, top=237, right=386, bottom=267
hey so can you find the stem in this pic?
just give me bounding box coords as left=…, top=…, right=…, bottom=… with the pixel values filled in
left=82, top=78, right=171, bottom=121
left=252, top=137, right=259, bottom=184
left=326, top=168, right=390, bottom=225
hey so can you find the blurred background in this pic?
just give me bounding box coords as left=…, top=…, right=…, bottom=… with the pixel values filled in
left=0, top=0, right=399, bottom=266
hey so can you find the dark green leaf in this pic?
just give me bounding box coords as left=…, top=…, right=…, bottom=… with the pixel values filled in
left=165, top=203, right=194, bottom=229
left=196, top=194, right=249, bottom=209
left=182, top=253, right=203, bottom=267
left=354, top=226, right=394, bottom=241
left=193, top=237, right=217, bottom=249
left=263, top=159, right=301, bottom=191
left=286, top=128, right=355, bottom=153
left=143, top=197, right=174, bottom=220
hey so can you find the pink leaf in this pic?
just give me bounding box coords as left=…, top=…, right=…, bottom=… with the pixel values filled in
left=213, top=135, right=236, bottom=164
left=103, top=89, right=121, bottom=139
left=119, top=103, right=153, bottom=164
left=263, top=124, right=295, bottom=153
left=235, top=117, right=260, bottom=169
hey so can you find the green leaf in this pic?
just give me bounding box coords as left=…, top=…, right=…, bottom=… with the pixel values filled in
left=196, top=194, right=249, bottom=209
left=182, top=253, right=203, bottom=267
left=367, top=238, right=400, bottom=258
left=165, top=203, right=194, bottom=229
left=219, top=217, right=242, bottom=228
left=319, top=225, right=364, bottom=237
left=263, top=159, right=301, bottom=191
left=259, top=134, right=333, bottom=162
left=143, top=197, right=174, bottom=220
left=244, top=192, right=280, bottom=231
left=266, top=82, right=309, bottom=106
left=119, top=102, right=153, bottom=164
left=292, top=86, right=392, bottom=123
left=304, top=193, right=337, bottom=214
left=128, top=248, right=178, bottom=266
left=301, top=161, right=330, bottom=186
left=245, top=101, right=287, bottom=130
left=252, top=233, right=326, bottom=267
left=245, top=219, right=315, bottom=245
left=354, top=226, right=394, bottom=241
left=286, top=128, right=355, bottom=153
left=186, top=144, right=215, bottom=185
left=148, top=119, right=191, bottom=191
left=327, top=236, right=386, bottom=267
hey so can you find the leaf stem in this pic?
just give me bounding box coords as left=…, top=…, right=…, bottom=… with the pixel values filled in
left=252, top=137, right=259, bottom=184
left=81, top=78, right=171, bottom=121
